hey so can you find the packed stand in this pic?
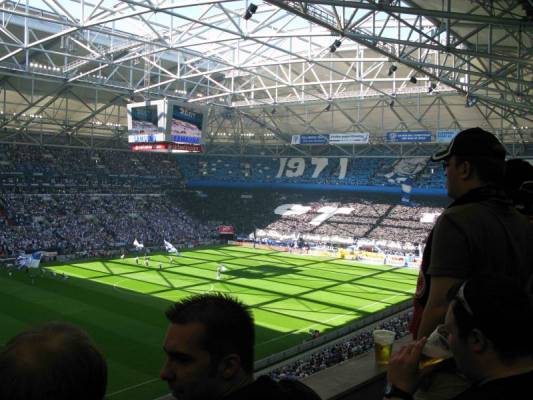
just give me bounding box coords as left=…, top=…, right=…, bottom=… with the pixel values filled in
left=0, top=194, right=215, bottom=257
left=180, top=189, right=445, bottom=246
left=269, top=313, right=411, bottom=380
left=178, top=155, right=446, bottom=190
left=0, top=143, right=184, bottom=194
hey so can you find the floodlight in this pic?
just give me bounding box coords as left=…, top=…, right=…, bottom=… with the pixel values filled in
left=329, top=39, right=342, bottom=53
left=465, top=95, right=477, bottom=108
left=388, top=65, right=397, bottom=76
left=409, top=76, right=417, bottom=84
left=244, top=3, right=257, bottom=20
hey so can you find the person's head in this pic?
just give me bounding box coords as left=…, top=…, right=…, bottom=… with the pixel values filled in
left=444, top=275, right=533, bottom=381
left=431, top=128, right=506, bottom=198
left=160, top=293, right=255, bottom=400
left=504, top=158, right=533, bottom=216
left=0, top=321, right=107, bottom=400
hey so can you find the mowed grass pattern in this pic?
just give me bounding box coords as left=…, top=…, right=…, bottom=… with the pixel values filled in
left=0, top=245, right=418, bottom=400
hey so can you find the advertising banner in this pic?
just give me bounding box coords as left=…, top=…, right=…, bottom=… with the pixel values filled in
left=128, top=133, right=167, bottom=143
left=298, top=134, right=329, bottom=145
left=218, top=225, right=235, bottom=234
left=386, top=131, right=432, bottom=143
left=131, top=143, right=169, bottom=152
left=329, top=132, right=369, bottom=144
left=436, top=130, right=459, bottom=143
left=385, top=255, right=406, bottom=267
left=131, top=142, right=202, bottom=153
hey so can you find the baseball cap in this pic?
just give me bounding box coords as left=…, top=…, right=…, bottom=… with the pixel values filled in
left=431, top=127, right=506, bottom=162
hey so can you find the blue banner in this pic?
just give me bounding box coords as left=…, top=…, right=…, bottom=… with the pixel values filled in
left=436, top=130, right=459, bottom=143
left=291, top=132, right=368, bottom=145
left=386, top=131, right=432, bottom=143
left=298, top=134, right=329, bottom=145
left=171, top=134, right=201, bottom=144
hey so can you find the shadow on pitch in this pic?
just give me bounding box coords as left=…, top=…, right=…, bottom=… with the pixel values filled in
left=225, top=264, right=302, bottom=279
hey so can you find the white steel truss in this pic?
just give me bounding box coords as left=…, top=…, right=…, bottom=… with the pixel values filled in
left=0, top=0, right=530, bottom=152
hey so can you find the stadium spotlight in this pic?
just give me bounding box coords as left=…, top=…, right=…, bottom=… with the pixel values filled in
left=324, top=103, right=332, bottom=112
left=465, top=95, right=478, bottom=108
left=409, top=76, right=417, bottom=84
left=329, top=39, right=342, bottom=53
left=387, top=64, right=397, bottom=76
left=389, top=99, right=395, bottom=108
left=244, top=3, right=258, bottom=20
left=428, top=82, right=437, bottom=93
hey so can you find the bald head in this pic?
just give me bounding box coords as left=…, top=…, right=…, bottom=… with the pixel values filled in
left=0, top=322, right=107, bottom=400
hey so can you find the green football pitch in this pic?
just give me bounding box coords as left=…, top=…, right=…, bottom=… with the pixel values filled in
left=0, top=245, right=417, bottom=400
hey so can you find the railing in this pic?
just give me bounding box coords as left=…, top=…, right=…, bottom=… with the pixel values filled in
left=254, top=299, right=412, bottom=371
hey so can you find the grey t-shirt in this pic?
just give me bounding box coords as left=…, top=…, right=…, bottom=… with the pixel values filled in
left=429, top=199, right=533, bottom=282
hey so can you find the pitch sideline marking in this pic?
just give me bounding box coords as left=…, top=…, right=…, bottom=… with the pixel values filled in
left=256, top=292, right=405, bottom=347
left=107, top=377, right=160, bottom=397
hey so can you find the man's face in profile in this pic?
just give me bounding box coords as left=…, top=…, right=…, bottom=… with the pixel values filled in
left=160, top=322, right=219, bottom=400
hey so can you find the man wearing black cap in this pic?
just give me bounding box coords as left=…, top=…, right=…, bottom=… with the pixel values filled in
left=410, top=128, right=533, bottom=341
left=406, top=128, right=533, bottom=399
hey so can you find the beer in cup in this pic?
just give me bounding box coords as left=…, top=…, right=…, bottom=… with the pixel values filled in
left=373, top=329, right=396, bottom=365
left=419, top=324, right=453, bottom=368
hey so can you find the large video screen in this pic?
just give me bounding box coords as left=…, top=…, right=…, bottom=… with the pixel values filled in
left=130, top=105, right=159, bottom=134
left=170, top=104, right=204, bottom=145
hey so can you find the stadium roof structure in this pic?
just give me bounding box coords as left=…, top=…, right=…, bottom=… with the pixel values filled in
left=0, top=0, right=531, bottom=155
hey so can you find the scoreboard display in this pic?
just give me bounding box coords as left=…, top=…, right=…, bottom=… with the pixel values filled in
left=127, top=99, right=206, bottom=153
left=170, top=104, right=203, bottom=145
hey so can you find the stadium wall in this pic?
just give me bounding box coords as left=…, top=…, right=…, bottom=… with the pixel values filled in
left=186, top=179, right=447, bottom=196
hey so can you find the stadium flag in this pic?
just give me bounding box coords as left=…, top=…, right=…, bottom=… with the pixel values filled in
left=401, top=178, right=414, bottom=205
left=17, top=251, right=43, bottom=269
left=164, top=240, right=179, bottom=255
left=133, top=239, right=144, bottom=250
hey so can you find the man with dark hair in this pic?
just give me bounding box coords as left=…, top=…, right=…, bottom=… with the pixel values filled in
left=160, top=293, right=321, bottom=400
left=504, top=158, right=533, bottom=218
left=411, top=128, right=533, bottom=340
left=0, top=321, right=107, bottom=400
left=385, top=275, right=533, bottom=400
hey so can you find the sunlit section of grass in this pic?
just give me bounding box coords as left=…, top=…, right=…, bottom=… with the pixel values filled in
left=1, top=245, right=418, bottom=400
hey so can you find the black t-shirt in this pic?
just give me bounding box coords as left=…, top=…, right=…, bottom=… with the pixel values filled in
left=453, top=370, right=533, bottom=400
left=224, top=375, right=321, bottom=400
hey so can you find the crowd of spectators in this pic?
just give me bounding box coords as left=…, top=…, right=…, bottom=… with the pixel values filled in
left=0, top=144, right=446, bottom=257
left=269, top=313, right=411, bottom=380
left=0, top=194, right=215, bottom=257
left=256, top=197, right=442, bottom=244
left=178, top=155, right=446, bottom=189
left=180, top=189, right=446, bottom=243
left=0, top=143, right=184, bottom=194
